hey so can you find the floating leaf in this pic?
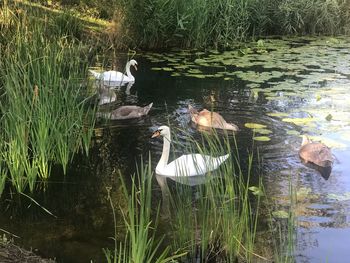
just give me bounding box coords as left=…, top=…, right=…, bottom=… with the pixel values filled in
left=253, top=128, right=272, bottom=135
left=267, top=112, right=289, bottom=117
left=151, top=67, right=162, bottom=71
left=286, top=130, right=300, bottom=136
left=282, top=117, right=314, bottom=125
left=327, top=192, right=350, bottom=201
left=162, top=67, right=174, bottom=71
left=249, top=186, right=264, bottom=196
left=253, top=136, right=271, bottom=142
left=245, top=123, right=267, bottom=129
left=272, top=210, right=289, bottom=219
left=325, top=114, right=333, bottom=121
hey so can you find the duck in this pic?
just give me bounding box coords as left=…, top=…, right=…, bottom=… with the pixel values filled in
left=151, top=125, right=229, bottom=177
left=98, top=103, right=153, bottom=120
left=299, top=135, right=334, bottom=168
left=89, top=59, right=138, bottom=85
left=188, top=105, right=239, bottom=131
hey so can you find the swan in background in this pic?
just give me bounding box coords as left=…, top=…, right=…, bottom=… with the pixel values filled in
left=299, top=135, right=334, bottom=168
left=98, top=103, right=153, bottom=120
left=151, top=125, right=229, bottom=177
left=89, top=59, right=138, bottom=86
left=188, top=105, right=239, bottom=131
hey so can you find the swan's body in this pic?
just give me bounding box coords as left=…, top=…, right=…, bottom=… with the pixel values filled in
left=99, top=103, right=153, bottom=120
left=188, top=105, right=239, bottom=131
left=299, top=135, right=334, bottom=167
left=89, top=59, right=138, bottom=86
left=151, top=125, right=229, bottom=177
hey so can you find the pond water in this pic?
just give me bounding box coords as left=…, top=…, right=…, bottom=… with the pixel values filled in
left=1, top=36, right=350, bottom=262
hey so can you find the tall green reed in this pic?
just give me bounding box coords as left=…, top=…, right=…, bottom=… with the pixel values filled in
left=0, top=4, right=96, bottom=194
left=104, top=159, right=183, bottom=263
left=114, top=0, right=350, bottom=49
left=161, top=127, right=263, bottom=262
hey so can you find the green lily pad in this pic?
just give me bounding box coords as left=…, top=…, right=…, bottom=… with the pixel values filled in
left=286, top=130, right=300, bottom=136
left=267, top=112, right=289, bottom=117
left=253, top=128, right=272, bottom=134
left=248, top=186, right=264, bottom=196
left=253, top=136, right=271, bottom=142
left=162, top=67, right=174, bottom=71
left=151, top=67, right=162, bottom=71
left=245, top=123, right=267, bottom=129
left=327, top=192, right=350, bottom=201
left=272, top=210, right=289, bottom=219
left=282, top=117, right=314, bottom=125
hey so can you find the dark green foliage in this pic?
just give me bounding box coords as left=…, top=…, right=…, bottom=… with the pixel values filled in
left=114, top=0, right=350, bottom=49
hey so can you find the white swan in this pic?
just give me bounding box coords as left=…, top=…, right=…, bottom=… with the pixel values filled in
left=151, top=125, right=229, bottom=177
left=89, top=59, right=138, bottom=86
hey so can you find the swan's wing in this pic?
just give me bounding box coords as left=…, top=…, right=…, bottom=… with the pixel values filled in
left=102, top=71, right=131, bottom=82
left=197, top=111, right=227, bottom=128
left=299, top=143, right=333, bottom=167
left=164, top=154, right=229, bottom=177
left=109, top=106, right=142, bottom=119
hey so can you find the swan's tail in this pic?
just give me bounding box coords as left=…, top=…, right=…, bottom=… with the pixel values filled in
left=225, top=122, right=239, bottom=131
left=89, top=69, right=101, bottom=79
left=143, top=102, right=153, bottom=115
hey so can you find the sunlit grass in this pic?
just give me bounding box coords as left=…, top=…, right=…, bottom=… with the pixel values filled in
left=0, top=2, right=96, bottom=194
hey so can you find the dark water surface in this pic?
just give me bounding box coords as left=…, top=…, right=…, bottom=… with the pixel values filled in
left=1, top=37, right=350, bottom=262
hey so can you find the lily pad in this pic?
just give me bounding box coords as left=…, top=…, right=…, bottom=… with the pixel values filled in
left=248, top=186, right=264, bottom=196
left=327, top=192, right=350, bottom=201
left=267, top=112, right=289, bottom=117
left=282, top=117, right=315, bottom=125
left=253, top=128, right=272, bottom=135
left=162, top=67, right=174, bottom=71
left=253, top=136, right=271, bottom=142
left=245, top=123, right=267, bottom=129
left=286, top=130, right=300, bottom=136
left=272, top=210, right=289, bottom=219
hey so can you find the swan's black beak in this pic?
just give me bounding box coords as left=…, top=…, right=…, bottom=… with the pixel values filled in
left=151, top=130, right=161, bottom=138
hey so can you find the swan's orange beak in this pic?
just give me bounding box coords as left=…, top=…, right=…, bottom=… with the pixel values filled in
left=151, top=130, right=161, bottom=138
left=133, top=64, right=138, bottom=71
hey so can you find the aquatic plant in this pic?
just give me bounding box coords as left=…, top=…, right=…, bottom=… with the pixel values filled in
left=113, top=0, right=350, bottom=49
left=0, top=3, right=96, bottom=194
left=103, top=160, right=184, bottom=263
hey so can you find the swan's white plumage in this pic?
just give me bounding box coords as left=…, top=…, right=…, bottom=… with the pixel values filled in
left=152, top=125, right=229, bottom=177
left=89, top=59, right=137, bottom=85
left=156, top=153, right=229, bottom=177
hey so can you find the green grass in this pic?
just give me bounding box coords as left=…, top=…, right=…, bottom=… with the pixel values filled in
left=0, top=1, right=96, bottom=194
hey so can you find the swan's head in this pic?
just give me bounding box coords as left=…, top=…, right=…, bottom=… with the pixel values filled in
left=129, top=59, right=138, bottom=70
left=151, top=125, right=170, bottom=138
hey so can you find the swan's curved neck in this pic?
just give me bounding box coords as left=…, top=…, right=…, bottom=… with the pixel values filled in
left=156, top=133, right=171, bottom=172
left=125, top=62, right=135, bottom=81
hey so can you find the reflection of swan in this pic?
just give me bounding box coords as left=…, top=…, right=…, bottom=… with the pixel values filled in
left=89, top=59, right=138, bottom=86
left=299, top=135, right=334, bottom=168
left=151, top=125, right=229, bottom=177
left=98, top=86, right=116, bottom=105
left=98, top=103, right=153, bottom=120
left=125, top=82, right=134, bottom=95
left=188, top=105, right=239, bottom=131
